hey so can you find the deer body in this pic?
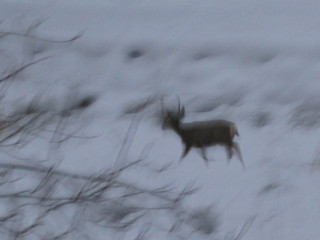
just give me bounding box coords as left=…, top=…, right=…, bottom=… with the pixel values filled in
left=162, top=105, right=244, bottom=167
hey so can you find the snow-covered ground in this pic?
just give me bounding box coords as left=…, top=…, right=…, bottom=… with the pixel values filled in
left=1, top=0, right=320, bottom=239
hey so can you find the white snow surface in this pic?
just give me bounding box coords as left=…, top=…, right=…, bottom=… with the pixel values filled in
left=1, top=0, right=320, bottom=239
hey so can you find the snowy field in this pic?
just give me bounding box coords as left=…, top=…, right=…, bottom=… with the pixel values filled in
left=1, top=0, right=320, bottom=239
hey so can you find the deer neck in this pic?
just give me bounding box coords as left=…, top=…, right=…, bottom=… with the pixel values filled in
left=171, top=121, right=184, bottom=136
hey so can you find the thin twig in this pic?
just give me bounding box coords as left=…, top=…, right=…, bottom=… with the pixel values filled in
left=0, top=56, right=51, bottom=83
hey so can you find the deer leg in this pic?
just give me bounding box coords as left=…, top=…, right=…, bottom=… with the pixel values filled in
left=225, top=146, right=233, bottom=163
left=180, top=144, right=191, bottom=161
left=232, top=142, right=245, bottom=169
left=200, top=147, right=209, bottom=165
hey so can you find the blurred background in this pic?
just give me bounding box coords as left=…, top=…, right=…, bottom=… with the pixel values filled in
left=0, top=0, right=320, bottom=239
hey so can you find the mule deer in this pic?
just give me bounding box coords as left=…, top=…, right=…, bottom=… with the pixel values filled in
left=161, top=102, right=244, bottom=167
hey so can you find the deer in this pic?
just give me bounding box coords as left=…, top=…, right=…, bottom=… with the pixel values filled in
left=161, top=101, right=244, bottom=168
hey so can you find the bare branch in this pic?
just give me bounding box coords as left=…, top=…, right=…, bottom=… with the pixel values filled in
left=0, top=56, right=51, bottom=83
